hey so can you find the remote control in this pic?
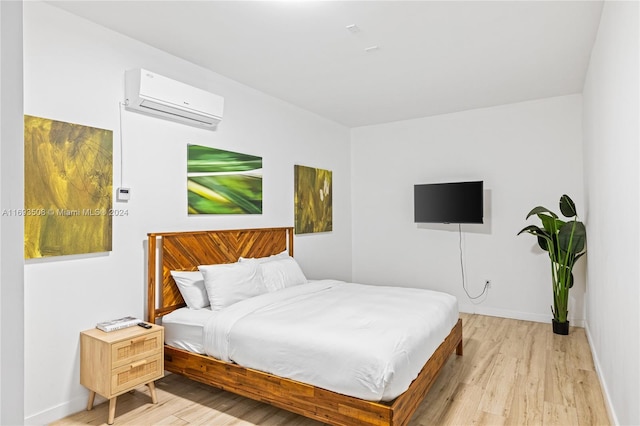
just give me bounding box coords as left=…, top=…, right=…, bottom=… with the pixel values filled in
left=137, top=322, right=152, bottom=329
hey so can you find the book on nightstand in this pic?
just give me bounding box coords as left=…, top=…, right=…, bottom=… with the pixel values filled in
left=96, top=316, right=141, bottom=332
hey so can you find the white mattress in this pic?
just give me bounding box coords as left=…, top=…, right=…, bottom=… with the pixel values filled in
left=202, top=280, right=458, bottom=402
left=163, top=306, right=216, bottom=354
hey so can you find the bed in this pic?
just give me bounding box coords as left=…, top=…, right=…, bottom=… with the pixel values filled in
left=147, top=227, right=462, bottom=426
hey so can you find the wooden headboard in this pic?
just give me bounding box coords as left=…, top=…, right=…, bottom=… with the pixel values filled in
left=147, top=227, right=294, bottom=323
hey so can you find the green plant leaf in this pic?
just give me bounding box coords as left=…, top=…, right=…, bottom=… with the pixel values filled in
left=559, top=221, right=586, bottom=253
left=556, top=263, right=574, bottom=289
left=559, top=194, right=577, bottom=218
left=518, top=225, right=552, bottom=252
left=537, top=235, right=549, bottom=251
left=574, top=222, right=586, bottom=252
left=517, top=225, right=550, bottom=238
left=558, top=249, right=573, bottom=263
left=569, top=271, right=574, bottom=289
left=574, top=251, right=586, bottom=262
left=538, top=213, right=566, bottom=234
left=526, top=206, right=557, bottom=219
left=551, top=233, right=559, bottom=251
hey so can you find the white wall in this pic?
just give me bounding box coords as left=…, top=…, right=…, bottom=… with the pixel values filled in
left=351, top=95, right=585, bottom=323
left=22, top=2, right=351, bottom=423
left=582, top=1, right=639, bottom=425
left=0, top=1, right=25, bottom=424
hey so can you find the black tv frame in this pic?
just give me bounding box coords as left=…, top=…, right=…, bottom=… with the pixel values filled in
left=414, top=181, right=484, bottom=224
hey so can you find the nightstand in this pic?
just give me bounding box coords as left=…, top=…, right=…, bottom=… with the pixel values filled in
left=80, top=323, right=164, bottom=425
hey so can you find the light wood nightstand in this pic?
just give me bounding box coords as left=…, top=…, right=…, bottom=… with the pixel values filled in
left=80, top=323, right=164, bottom=425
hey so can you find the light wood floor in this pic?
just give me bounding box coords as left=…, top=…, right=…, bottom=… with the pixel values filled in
left=52, top=313, right=610, bottom=426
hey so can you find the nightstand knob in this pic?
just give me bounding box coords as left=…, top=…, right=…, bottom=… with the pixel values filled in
left=130, top=336, right=147, bottom=345
left=130, top=359, right=148, bottom=369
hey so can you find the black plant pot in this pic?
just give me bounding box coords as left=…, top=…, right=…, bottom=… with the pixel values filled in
left=552, top=319, right=569, bottom=335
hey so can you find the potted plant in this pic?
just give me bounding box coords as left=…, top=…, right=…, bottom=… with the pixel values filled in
left=517, top=194, right=586, bottom=335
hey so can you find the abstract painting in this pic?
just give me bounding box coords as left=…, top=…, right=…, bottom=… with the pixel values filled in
left=24, top=115, right=113, bottom=258
left=294, top=165, right=332, bottom=234
left=187, top=144, right=262, bottom=214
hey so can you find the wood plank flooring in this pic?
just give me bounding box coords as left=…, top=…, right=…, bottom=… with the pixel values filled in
left=52, top=314, right=610, bottom=425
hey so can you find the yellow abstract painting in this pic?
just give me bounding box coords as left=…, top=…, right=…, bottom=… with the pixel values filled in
left=24, top=115, right=113, bottom=258
left=294, top=165, right=332, bottom=234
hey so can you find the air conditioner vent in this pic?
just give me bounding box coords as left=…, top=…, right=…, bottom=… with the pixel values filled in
left=125, top=68, right=224, bottom=130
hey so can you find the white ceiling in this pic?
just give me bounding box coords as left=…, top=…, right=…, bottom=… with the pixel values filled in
left=47, top=1, right=603, bottom=128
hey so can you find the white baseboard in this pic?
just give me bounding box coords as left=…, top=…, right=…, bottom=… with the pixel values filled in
left=458, top=303, right=585, bottom=327
left=23, top=392, right=105, bottom=426
left=584, top=322, right=619, bottom=426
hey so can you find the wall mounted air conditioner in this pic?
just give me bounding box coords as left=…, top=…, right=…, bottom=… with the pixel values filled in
left=124, top=68, right=224, bottom=130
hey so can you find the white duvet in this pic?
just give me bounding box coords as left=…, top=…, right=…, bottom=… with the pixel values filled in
left=203, top=280, right=458, bottom=401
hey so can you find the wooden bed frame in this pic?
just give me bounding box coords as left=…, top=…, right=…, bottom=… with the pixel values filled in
left=147, top=227, right=462, bottom=426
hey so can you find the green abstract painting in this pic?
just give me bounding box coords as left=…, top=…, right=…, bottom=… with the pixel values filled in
left=294, top=165, right=332, bottom=234
left=187, top=144, right=262, bottom=214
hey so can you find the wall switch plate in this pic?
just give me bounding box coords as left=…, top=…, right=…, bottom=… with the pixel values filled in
left=116, top=187, right=130, bottom=202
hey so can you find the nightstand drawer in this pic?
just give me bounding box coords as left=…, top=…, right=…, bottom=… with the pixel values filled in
left=111, top=330, right=162, bottom=368
left=111, top=353, right=163, bottom=394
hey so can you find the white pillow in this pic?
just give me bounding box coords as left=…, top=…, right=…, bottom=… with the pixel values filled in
left=198, top=261, right=267, bottom=311
left=170, top=271, right=209, bottom=309
left=239, top=250, right=289, bottom=264
left=260, top=257, right=308, bottom=292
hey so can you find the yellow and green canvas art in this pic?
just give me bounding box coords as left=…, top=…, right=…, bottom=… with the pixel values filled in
left=187, top=144, right=263, bottom=214
left=294, top=165, right=332, bottom=234
left=24, top=115, right=113, bottom=259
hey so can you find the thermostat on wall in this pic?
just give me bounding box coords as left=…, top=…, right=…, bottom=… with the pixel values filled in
left=116, top=187, right=131, bottom=202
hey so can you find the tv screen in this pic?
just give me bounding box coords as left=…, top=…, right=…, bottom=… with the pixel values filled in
left=414, top=181, right=483, bottom=224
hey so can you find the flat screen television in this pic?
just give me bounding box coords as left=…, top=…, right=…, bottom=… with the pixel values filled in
left=414, top=181, right=483, bottom=224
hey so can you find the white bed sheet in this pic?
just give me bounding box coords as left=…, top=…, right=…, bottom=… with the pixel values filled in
left=203, top=280, right=458, bottom=402
left=161, top=280, right=339, bottom=352
left=163, top=307, right=216, bottom=354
